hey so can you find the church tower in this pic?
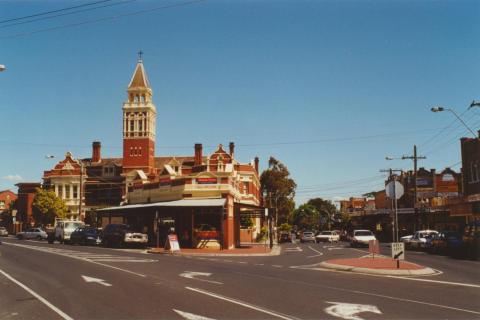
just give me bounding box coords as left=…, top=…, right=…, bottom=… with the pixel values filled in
left=122, top=55, right=156, bottom=174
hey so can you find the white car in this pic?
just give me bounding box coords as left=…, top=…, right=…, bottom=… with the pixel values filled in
left=350, top=230, right=376, bottom=247
left=407, top=230, right=438, bottom=249
left=315, top=231, right=340, bottom=242
left=16, top=228, right=48, bottom=240
left=0, top=227, right=8, bottom=237
left=55, top=220, right=85, bottom=243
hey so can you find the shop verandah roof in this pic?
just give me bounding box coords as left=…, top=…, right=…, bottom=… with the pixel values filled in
left=97, top=198, right=226, bottom=212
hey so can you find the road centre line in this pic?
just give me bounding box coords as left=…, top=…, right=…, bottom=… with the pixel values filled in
left=3, top=242, right=147, bottom=277
left=0, top=268, right=74, bottom=320
left=185, top=287, right=300, bottom=320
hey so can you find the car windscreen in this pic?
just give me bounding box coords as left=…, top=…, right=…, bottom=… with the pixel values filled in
left=355, top=231, right=373, bottom=236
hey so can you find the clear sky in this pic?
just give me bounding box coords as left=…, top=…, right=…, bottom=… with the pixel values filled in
left=1, top=0, right=479, bottom=205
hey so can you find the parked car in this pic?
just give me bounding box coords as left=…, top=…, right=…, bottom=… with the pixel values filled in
left=407, top=230, right=438, bottom=250
left=70, top=227, right=102, bottom=246
left=51, top=220, right=85, bottom=244
left=350, top=230, right=376, bottom=247
left=16, top=228, right=48, bottom=240
left=426, top=231, right=461, bottom=254
left=278, top=232, right=291, bottom=243
left=101, top=224, right=148, bottom=248
left=315, top=230, right=340, bottom=243
left=0, top=227, right=8, bottom=237
left=400, top=235, right=413, bottom=243
left=300, top=231, right=316, bottom=243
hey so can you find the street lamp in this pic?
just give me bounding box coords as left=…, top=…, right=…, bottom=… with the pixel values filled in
left=431, top=106, right=477, bottom=137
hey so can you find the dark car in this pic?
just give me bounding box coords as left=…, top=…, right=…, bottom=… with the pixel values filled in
left=101, top=224, right=148, bottom=248
left=426, top=231, right=461, bottom=255
left=70, top=227, right=101, bottom=246
left=279, top=232, right=291, bottom=243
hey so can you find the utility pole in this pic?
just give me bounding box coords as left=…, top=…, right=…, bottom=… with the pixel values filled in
left=402, top=145, right=426, bottom=231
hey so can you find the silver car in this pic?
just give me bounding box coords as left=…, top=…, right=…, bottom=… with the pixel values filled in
left=16, top=228, right=48, bottom=240
left=300, top=231, right=317, bottom=243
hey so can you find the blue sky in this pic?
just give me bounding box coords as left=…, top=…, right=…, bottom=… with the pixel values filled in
left=1, top=0, right=479, bottom=205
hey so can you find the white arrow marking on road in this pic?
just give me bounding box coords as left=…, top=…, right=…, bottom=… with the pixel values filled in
left=81, top=275, right=112, bottom=287
left=180, top=271, right=223, bottom=285
left=173, top=309, right=216, bottom=320
left=325, top=302, right=382, bottom=320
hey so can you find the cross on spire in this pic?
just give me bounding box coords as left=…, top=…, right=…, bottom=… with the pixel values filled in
left=137, top=50, right=144, bottom=61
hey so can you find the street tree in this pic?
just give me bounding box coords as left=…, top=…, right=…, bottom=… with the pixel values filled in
left=32, top=188, right=68, bottom=225
left=307, top=198, right=337, bottom=230
left=292, top=204, right=319, bottom=230
left=260, top=157, right=297, bottom=225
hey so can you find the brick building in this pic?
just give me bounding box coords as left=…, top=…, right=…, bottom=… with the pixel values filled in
left=41, top=57, right=263, bottom=249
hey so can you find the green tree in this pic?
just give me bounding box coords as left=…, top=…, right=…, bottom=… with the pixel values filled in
left=260, top=157, right=297, bottom=225
left=32, top=188, right=68, bottom=225
left=307, top=198, right=337, bottom=230
left=292, top=204, right=319, bottom=230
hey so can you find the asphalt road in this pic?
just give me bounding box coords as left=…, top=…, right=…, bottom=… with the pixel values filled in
left=1, top=238, right=479, bottom=320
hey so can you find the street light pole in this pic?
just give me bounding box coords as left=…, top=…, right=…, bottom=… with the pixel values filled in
left=431, top=106, right=477, bottom=137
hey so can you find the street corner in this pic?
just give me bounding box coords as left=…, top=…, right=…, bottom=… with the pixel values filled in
left=319, top=257, right=438, bottom=276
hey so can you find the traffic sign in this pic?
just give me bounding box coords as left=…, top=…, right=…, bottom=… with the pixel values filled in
left=386, top=181, right=404, bottom=200
left=391, top=242, right=405, bottom=260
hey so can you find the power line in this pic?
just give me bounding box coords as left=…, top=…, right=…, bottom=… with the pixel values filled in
left=0, top=0, right=137, bottom=30
left=0, top=0, right=115, bottom=24
left=0, top=0, right=207, bottom=39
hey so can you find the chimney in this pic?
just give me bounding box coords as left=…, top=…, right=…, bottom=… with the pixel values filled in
left=194, top=143, right=203, bottom=166
left=229, top=142, right=235, bottom=158
left=92, top=141, right=101, bottom=163
left=254, top=156, right=259, bottom=174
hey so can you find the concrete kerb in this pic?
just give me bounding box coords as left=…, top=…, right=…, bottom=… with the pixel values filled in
left=147, top=245, right=281, bottom=257
left=319, top=261, right=437, bottom=276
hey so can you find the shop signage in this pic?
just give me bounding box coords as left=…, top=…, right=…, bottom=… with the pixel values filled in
left=165, top=234, right=180, bottom=252
left=467, top=194, right=480, bottom=202
left=197, top=177, right=217, bottom=184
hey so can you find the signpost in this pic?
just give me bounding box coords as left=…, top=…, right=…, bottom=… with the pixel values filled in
left=368, top=240, right=380, bottom=258
left=391, top=242, right=405, bottom=268
left=386, top=180, right=404, bottom=243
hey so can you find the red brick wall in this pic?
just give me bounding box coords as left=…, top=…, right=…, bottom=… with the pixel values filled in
left=123, top=138, right=155, bottom=172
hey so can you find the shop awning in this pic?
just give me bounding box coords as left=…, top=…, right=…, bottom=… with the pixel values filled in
left=97, top=198, right=226, bottom=212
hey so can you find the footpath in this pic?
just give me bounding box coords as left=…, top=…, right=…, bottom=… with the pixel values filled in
left=147, top=243, right=280, bottom=257
left=320, top=256, right=437, bottom=276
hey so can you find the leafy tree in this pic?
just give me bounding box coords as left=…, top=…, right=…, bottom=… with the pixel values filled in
left=278, top=223, right=292, bottom=232
left=32, top=188, right=68, bottom=225
left=307, top=198, right=337, bottom=230
left=291, top=204, right=319, bottom=230
left=260, top=157, right=297, bottom=225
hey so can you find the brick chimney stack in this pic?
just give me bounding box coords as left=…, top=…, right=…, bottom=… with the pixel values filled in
left=229, top=142, right=235, bottom=159
left=92, top=141, right=101, bottom=163
left=254, top=156, right=259, bottom=174
left=194, top=143, right=203, bottom=166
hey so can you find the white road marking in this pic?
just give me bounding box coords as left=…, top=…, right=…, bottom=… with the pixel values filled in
left=81, top=275, right=112, bottom=287
left=185, top=287, right=299, bottom=320
left=180, top=271, right=223, bottom=285
left=307, top=245, right=324, bottom=258
left=238, top=261, right=247, bottom=264
left=173, top=309, right=216, bottom=320
left=284, top=247, right=302, bottom=252
left=386, top=276, right=480, bottom=288
left=0, top=268, right=74, bottom=320
left=254, top=263, right=264, bottom=266
left=272, top=265, right=283, bottom=268
left=3, top=242, right=147, bottom=277
left=324, top=302, right=382, bottom=320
